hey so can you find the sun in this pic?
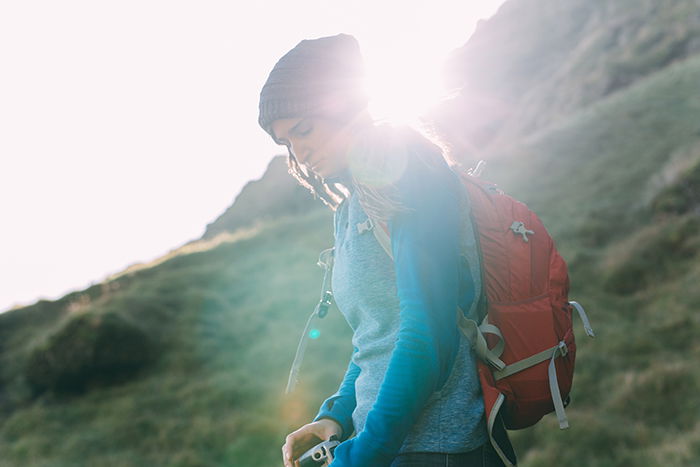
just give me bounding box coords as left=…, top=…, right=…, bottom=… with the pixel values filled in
left=363, top=47, right=446, bottom=126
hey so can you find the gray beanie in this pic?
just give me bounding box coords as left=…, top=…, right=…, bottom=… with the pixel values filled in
left=258, top=33, right=369, bottom=144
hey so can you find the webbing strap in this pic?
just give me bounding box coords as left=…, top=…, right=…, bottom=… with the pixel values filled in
left=370, top=219, right=393, bottom=259
left=484, top=301, right=594, bottom=381
left=493, top=342, right=567, bottom=381
left=570, top=301, right=596, bottom=337
left=487, top=394, right=516, bottom=467
left=548, top=342, right=570, bottom=429
left=457, top=314, right=506, bottom=371
left=479, top=322, right=505, bottom=358
left=493, top=341, right=570, bottom=429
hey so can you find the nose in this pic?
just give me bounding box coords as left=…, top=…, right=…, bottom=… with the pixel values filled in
left=289, top=140, right=309, bottom=164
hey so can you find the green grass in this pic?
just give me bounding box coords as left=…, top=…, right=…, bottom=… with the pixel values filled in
left=0, top=210, right=353, bottom=466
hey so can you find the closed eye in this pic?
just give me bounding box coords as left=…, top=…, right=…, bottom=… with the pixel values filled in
left=291, top=119, right=313, bottom=138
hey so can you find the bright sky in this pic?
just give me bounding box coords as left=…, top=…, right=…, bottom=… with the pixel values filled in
left=0, top=0, right=506, bottom=313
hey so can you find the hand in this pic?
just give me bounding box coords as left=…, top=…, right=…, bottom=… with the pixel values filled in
left=282, top=418, right=342, bottom=467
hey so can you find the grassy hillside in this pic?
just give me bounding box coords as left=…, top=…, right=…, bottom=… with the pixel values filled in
left=2, top=2, right=700, bottom=466
left=201, top=155, right=321, bottom=240
left=0, top=209, right=351, bottom=467
left=436, top=0, right=700, bottom=158
left=486, top=53, right=700, bottom=467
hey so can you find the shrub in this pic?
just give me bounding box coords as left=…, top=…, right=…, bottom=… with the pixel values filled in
left=651, top=159, right=700, bottom=215
left=25, top=311, right=156, bottom=394
left=607, top=363, right=699, bottom=430
left=603, top=215, right=700, bottom=294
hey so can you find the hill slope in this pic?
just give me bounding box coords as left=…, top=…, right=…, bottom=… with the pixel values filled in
left=202, top=155, right=320, bottom=239
left=436, top=0, right=700, bottom=159
left=486, top=54, right=700, bottom=467
left=0, top=209, right=346, bottom=466
left=2, top=1, right=700, bottom=466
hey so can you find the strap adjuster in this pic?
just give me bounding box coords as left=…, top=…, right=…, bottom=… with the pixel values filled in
left=558, top=341, right=568, bottom=357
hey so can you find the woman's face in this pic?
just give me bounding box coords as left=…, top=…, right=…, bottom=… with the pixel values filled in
left=270, top=117, right=355, bottom=179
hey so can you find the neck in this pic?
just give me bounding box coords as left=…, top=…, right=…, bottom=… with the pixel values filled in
left=324, top=168, right=353, bottom=190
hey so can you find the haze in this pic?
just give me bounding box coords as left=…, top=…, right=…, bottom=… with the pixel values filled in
left=0, top=0, right=506, bottom=312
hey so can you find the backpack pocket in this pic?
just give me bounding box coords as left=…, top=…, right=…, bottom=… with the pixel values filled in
left=487, top=293, right=573, bottom=429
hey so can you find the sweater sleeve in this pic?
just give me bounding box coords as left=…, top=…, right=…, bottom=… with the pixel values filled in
left=329, top=152, right=463, bottom=466
left=313, top=348, right=361, bottom=441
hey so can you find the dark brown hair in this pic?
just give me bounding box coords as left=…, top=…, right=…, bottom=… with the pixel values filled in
left=286, top=119, right=454, bottom=222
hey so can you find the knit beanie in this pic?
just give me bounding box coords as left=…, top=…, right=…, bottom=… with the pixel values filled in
left=258, top=33, right=369, bottom=144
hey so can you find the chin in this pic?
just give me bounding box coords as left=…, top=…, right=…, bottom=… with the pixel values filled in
left=313, top=165, right=330, bottom=179
left=312, top=161, right=346, bottom=181
left=318, top=168, right=341, bottom=180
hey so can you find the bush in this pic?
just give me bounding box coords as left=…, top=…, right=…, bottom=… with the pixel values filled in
left=25, top=311, right=156, bottom=394
left=603, top=216, right=700, bottom=294
left=607, top=362, right=699, bottom=430
left=651, top=160, right=700, bottom=215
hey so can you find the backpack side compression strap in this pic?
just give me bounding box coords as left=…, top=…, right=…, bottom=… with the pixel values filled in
left=457, top=313, right=506, bottom=371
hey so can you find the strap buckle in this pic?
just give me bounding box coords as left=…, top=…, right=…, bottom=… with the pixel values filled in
left=558, top=341, right=568, bottom=357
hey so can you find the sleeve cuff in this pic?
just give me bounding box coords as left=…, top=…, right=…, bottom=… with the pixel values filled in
left=329, top=433, right=397, bottom=467
left=314, top=400, right=355, bottom=441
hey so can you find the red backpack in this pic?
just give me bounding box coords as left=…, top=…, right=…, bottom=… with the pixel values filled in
left=371, top=164, right=595, bottom=466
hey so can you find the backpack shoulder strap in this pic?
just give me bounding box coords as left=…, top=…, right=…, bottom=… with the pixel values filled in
left=370, top=217, right=393, bottom=259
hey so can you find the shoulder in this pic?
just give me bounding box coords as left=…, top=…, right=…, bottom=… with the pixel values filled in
left=348, top=123, right=461, bottom=221
left=350, top=124, right=453, bottom=179
left=393, top=134, right=460, bottom=213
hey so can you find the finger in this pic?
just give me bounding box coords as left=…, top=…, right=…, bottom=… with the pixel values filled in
left=282, top=444, right=292, bottom=467
left=284, top=434, right=296, bottom=456
left=288, top=437, right=308, bottom=459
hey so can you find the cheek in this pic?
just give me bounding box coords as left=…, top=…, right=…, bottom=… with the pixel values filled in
left=326, top=129, right=351, bottom=154
left=314, top=135, right=339, bottom=158
left=312, top=124, right=352, bottom=163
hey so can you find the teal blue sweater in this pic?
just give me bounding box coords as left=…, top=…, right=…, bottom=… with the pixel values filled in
left=313, top=147, right=486, bottom=466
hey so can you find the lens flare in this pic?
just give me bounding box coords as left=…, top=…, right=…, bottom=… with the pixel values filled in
left=364, top=47, right=446, bottom=126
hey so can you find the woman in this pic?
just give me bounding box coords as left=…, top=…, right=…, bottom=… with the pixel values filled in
left=258, top=33, right=504, bottom=467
